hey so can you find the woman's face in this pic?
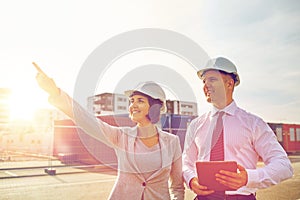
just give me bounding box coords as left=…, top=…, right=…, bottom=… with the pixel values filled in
left=129, top=94, right=151, bottom=126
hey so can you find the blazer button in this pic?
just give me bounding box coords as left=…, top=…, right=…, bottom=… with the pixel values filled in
left=142, top=182, right=146, bottom=187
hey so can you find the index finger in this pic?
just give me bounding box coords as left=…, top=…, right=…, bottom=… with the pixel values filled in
left=32, top=62, right=46, bottom=74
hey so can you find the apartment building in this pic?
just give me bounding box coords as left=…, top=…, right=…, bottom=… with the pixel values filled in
left=88, top=93, right=198, bottom=116
left=166, top=100, right=197, bottom=116
left=87, top=93, right=128, bottom=115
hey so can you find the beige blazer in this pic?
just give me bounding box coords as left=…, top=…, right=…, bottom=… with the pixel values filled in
left=49, top=91, right=185, bottom=200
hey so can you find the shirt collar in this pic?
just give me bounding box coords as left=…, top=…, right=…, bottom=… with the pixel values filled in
left=210, top=100, right=237, bottom=117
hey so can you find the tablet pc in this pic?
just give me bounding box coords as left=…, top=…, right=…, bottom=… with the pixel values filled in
left=196, top=161, right=237, bottom=191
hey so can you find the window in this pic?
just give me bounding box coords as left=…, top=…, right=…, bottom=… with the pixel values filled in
left=181, top=104, right=193, bottom=109
left=289, top=128, right=295, bottom=141
left=117, top=106, right=127, bottom=110
left=117, top=97, right=126, bottom=102
left=276, top=127, right=283, bottom=142
left=181, top=111, right=193, bottom=116
left=296, top=128, right=300, bottom=142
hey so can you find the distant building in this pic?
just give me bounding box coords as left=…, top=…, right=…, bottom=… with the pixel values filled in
left=1, top=108, right=69, bottom=155
left=33, top=108, right=68, bottom=133
left=87, top=93, right=128, bottom=115
left=34, top=108, right=68, bottom=124
left=87, top=93, right=198, bottom=117
left=268, top=123, right=300, bottom=153
left=166, top=100, right=197, bottom=116
left=0, top=88, right=11, bottom=126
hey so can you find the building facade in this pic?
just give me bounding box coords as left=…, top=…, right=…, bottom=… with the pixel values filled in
left=1, top=108, right=68, bottom=156
left=87, top=93, right=128, bottom=115
left=166, top=100, right=197, bottom=116
left=268, top=123, right=300, bottom=153
left=88, top=93, right=198, bottom=117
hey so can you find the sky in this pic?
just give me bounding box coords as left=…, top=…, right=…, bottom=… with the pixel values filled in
left=0, top=0, right=299, bottom=123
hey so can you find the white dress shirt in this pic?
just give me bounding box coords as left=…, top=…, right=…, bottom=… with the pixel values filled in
left=182, top=101, right=293, bottom=195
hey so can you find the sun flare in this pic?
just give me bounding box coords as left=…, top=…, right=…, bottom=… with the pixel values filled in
left=9, top=90, right=36, bottom=121
left=9, top=87, right=48, bottom=121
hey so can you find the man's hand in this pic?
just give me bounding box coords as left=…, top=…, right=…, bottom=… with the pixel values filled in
left=215, top=164, right=248, bottom=190
left=189, top=177, right=215, bottom=196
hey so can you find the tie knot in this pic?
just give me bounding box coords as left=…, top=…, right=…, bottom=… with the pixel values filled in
left=219, top=111, right=225, bottom=114
left=217, top=111, right=225, bottom=118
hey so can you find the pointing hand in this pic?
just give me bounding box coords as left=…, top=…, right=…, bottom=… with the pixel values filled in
left=33, top=62, right=60, bottom=96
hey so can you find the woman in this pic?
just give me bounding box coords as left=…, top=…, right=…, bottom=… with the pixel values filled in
left=34, top=63, right=184, bottom=200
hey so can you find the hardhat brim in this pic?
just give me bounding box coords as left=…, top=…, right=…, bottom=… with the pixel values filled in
left=124, top=89, right=167, bottom=113
left=197, top=68, right=240, bottom=86
left=197, top=57, right=240, bottom=86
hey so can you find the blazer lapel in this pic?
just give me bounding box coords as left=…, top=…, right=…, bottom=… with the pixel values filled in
left=158, top=130, right=169, bottom=168
left=126, top=126, right=144, bottom=177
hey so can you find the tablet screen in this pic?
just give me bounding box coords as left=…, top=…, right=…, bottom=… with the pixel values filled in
left=196, top=161, right=237, bottom=191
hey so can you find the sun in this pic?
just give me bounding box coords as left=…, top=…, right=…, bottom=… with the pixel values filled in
left=8, top=85, right=50, bottom=122
left=9, top=90, right=37, bottom=121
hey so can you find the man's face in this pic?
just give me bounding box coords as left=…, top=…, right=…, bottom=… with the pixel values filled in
left=202, top=70, right=231, bottom=107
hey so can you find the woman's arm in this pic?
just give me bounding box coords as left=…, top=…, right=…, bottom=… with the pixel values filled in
left=34, top=63, right=123, bottom=147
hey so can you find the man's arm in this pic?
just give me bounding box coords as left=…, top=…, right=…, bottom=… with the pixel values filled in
left=247, top=118, right=293, bottom=188
left=182, top=121, right=214, bottom=195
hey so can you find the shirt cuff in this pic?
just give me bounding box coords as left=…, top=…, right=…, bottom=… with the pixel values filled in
left=246, top=169, right=259, bottom=188
left=183, top=171, right=197, bottom=189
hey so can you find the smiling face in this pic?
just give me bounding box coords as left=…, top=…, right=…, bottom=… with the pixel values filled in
left=129, top=94, right=151, bottom=126
left=202, top=70, right=234, bottom=109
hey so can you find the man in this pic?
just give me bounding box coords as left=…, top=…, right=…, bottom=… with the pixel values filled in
left=182, top=57, right=293, bottom=199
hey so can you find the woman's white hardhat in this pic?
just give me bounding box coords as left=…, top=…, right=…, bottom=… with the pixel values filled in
left=124, top=81, right=166, bottom=113
left=197, top=57, right=240, bottom=86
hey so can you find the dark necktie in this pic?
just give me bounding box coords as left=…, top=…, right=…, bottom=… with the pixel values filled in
left=210, top=111, right=225, bottom=161
left=207, top=111, right=225, bottom=199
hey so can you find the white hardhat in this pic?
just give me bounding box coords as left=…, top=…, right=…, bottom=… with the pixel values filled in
left=124, top=81, right=166, bottom=112
left=197, top=57, right=240, bottom=86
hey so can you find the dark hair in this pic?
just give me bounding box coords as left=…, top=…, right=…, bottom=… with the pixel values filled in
left=216, top=70, right=238, bottom=84
left=130, top=91, right=163, bottom=124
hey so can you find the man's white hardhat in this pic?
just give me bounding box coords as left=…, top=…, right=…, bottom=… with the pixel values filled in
left=197, top=57, right=240, bottom=86
left=124, top=81, right=166, bottom=112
